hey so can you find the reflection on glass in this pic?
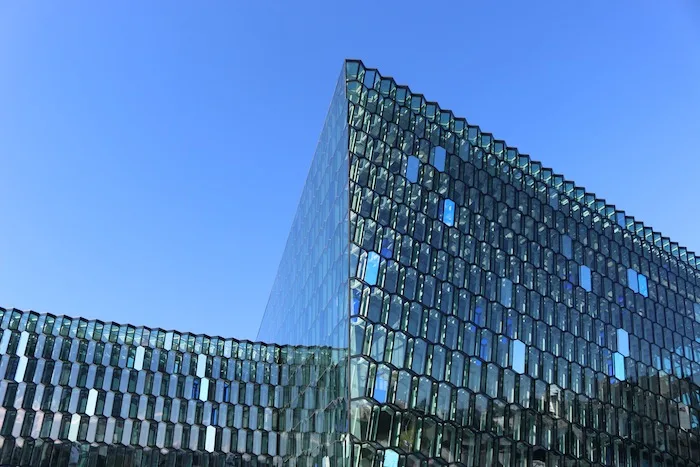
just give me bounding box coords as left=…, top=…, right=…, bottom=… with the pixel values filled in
left=365, top=252, right=380, bottom=286
left=580, top=265, right=591, bottom=291
left=549, top=191, right=559, bottom=210
left=500, top=278, right=513, bottom=308
left=561, top=235, right=572, bottom=259
left=511, top=340, right=526, bottom=374
left=627, top=269, right=638, bottom=293
left=380, top=238, right=393, bottom=259
left=384, top=449, right=399, bottom=467
left=613, top=352, right=626, bottom=381
left=638, top=274, right=648, bottom=297
left=406, top=156, right=420, bottom=183
left=374, top=370, right=389, bottom=404
left=616, top=212, right=626, bottom=228
left=443, top=199, right=455, bottom=226
left=432, top=146, right=446, bottom=171
left=616, top=329, right=629, bottom=357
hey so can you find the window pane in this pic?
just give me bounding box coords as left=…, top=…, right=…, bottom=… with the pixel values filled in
left=617, top=329, right=630, bottom=357
left=374, top=369, right=389, bottom=404
left=613, top=352, right=626, bottom=381
left=365, top=252, right=380, bottom=286
left=443, top=199, right=455, bottom=227
left=561, top=235, right=572, bottom=259
left=638, top=274, right=648, bottom=297
left=432, top=146, right=446, bottom=171
left=580, top=265, right=591, bottom=292
left=500, top=278, right=513, bottom=308
left=385, top=449, right=399, bottom=467
left=512, top=340, right=526, bottom=374
left=406, top=156, right=419, bottom=183
left=627, top=269, right=638, bottom=293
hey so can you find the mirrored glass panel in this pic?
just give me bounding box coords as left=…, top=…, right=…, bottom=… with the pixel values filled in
left=432, top=146, right=446, bottom=171
left=613, top=352, right=626, bottom=381
left=365, top=252, right=380, bottom=286
left=406, top=156, right=420, bottom=183
left=627, top=268, right=638, bottom=293
left=443, top=198, right=455, bottom=226
left=511, top=339, right=526, bottom=374
left=580, top=265, right=591, bottom=291
left=638, top=273, right=648, bottom=297
left=616, top=328, right=629, bottom=357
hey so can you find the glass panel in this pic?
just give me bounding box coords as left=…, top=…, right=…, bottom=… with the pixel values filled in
left=406, top=156, right=420, bottom=183
left=374, top=369, right=389, bottom=404
left=134, top=346, right=145, bottom=371
left=443, top=199, right=455, bottom=227
left=580, top=265, right=591, bottom=292
left=613, top=352, right=626, bottom=381
left=384, top=449, right=399, bottom=467
left=638, top=274, right=648, bottom=297
left=199, top=378, right=209, bottom=401
left=512, top=340, right=526, bottom=374
left=562, top=235, right=572, bottom=259
left=86, top=388, right=98, bottom=416
left=617, top=329, right=630, bottom=357
left=365, top=252, right=380, bottom=286
left=500, top=278, right=513, bottom=308
left=627, top=269, right=639, bottom=293
left=432, top=146, right=446, bottom=171
left=196, top=354, right=206, bottom=378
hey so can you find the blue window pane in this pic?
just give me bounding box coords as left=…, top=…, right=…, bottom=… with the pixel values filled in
left=613, top=352, right=626, bottom=381
left=606, top=354, right=614, bottom=377
left=406, top=156, right=419, bottom=183
left=443, top=199, right=455, bottom=226
left=352, top=287, right=362, bottom=314
left=511, top=339, right=526, bottom=374
left=580, top=265, right=591, bottom=291
left=384, top=450, right=399, bottom=467
left=364, top=252, right=380, bottom=285
left=500, top=278, right=513, bottom=308
left=617, top=212, right=626, bottom=228
left=695, top=303, right=700, bottom=322
left=380, top=238, right=393, bottom=259
left=617, top=329, right=630, bottom=357
left=549, top=191, right=559, bottom=210
left=627, top=268, right=638, bottom=293
left=638, top=274, right=648, bottom=297
left=561, top=235, right=572, bottom=259
left=374, top=371, right=388, bottom=403
left=433, top=146, right=446, bottom=171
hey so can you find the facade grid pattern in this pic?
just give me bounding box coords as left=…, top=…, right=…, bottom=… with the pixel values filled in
left=345, top=61, right=700, bottom=466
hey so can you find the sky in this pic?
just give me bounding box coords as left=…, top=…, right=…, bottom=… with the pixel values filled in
left=1, top=1, right=699, bottom=340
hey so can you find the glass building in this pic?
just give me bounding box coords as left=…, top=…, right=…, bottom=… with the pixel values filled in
left=1, top=60, right=699, bottom=466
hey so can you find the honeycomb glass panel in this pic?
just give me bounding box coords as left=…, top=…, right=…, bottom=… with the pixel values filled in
left=580, top=265, right=591, bottom=292
left=406, top=156, right=420, bottom=183
left=443, top=198, right=456, bottom=226
left=432, top=146, right=446, bottom=171
left=511, top=340, right=526, bottom=374
left=364, top=252, right=380, bottom=286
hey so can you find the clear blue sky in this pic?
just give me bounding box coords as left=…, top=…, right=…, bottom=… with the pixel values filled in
left=1, top=2, right=699, bottom=340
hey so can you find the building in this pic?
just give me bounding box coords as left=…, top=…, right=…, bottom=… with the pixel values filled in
left=1, top=60, right=699, bottom=466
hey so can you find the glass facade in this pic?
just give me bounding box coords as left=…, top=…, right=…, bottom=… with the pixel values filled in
left=344, top=60, right=700, bottom=467
left=0, top=308, right=342, bottom=466
left=1, top=60, right=699, bottom=466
